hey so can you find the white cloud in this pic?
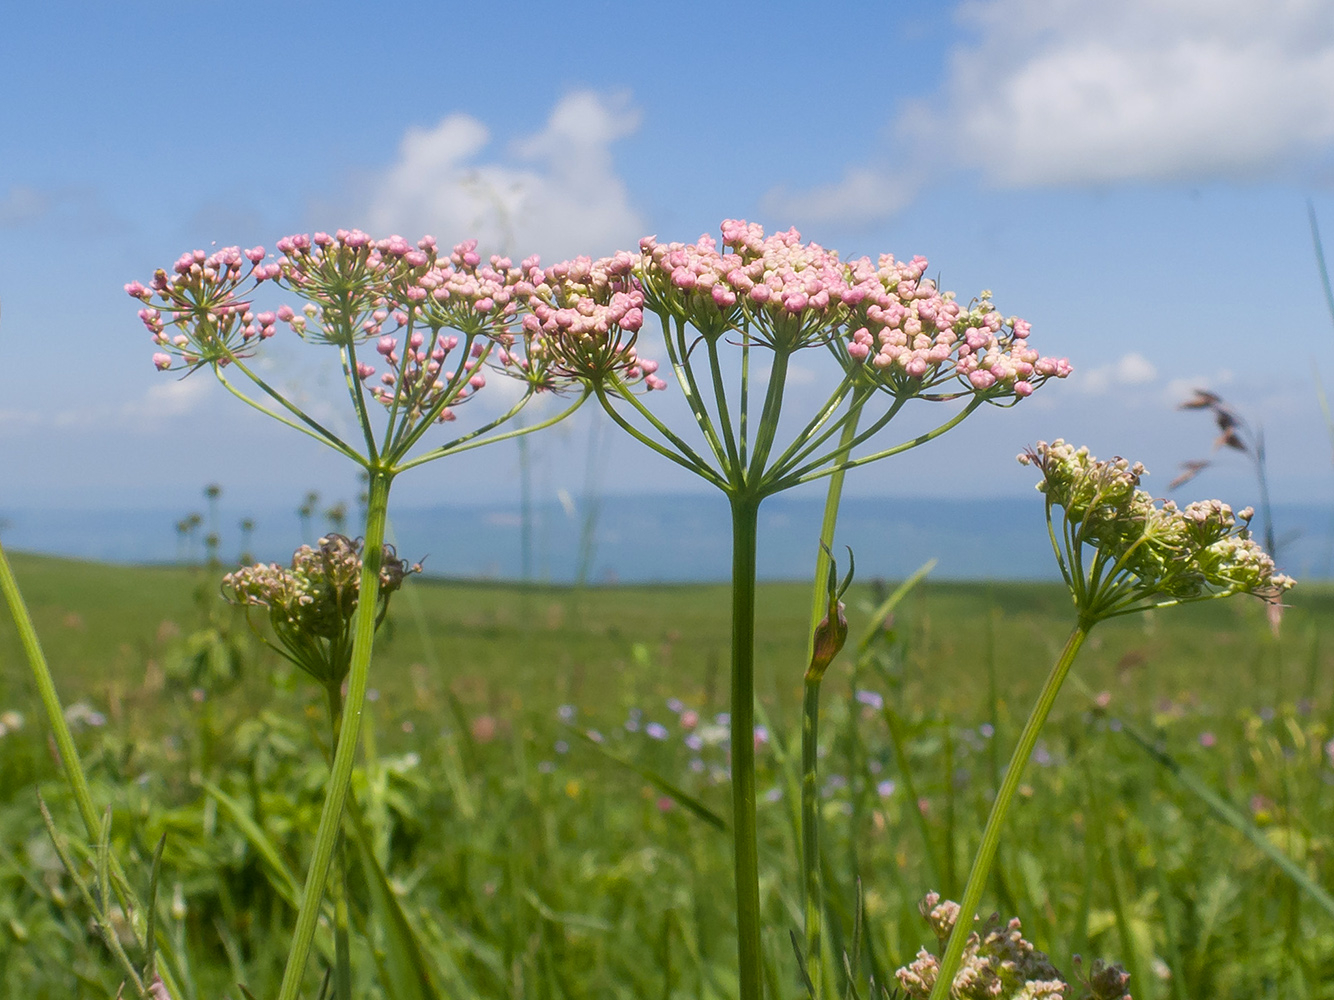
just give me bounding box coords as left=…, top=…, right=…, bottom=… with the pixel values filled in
left=363, top=91, right=645, bottom=261
left=922, top=0, right=1334, bottom=185
left=1079, top=351, right=1158, bottom=394
left=766, top=0, right=1334, bottom=221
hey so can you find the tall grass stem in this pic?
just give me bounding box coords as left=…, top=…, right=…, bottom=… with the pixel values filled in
left=1, top=540, right=187, bottom=999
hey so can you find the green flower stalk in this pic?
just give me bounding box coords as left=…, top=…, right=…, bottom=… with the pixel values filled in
left=532, top=221, right=1071, bottom=999
left=926, top=440, right=1294, bottom=1000
left=128, top=231, right=590, bottom=999
left=801, top=547, right=853, bottom=997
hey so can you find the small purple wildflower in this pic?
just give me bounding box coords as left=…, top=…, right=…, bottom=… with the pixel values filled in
left=646, top=722, right=669, bottom=741
left=855, top=689, right=884, bottom=710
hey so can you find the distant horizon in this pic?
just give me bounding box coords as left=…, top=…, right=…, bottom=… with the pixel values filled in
left=5, top=493, right=1327, bottom=584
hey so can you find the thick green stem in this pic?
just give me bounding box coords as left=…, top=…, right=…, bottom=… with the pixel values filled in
left=729, top=495, right=764, bottom=1000
left=927, top=620, right=1092, bottom=1000
left=277, top=469, right=393, bottom=1000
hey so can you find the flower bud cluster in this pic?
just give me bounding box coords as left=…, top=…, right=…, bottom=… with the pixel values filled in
left=897, top=894, right=1127, bottom=1000
left=638, top=223, right=852, bottom=348
left=222, top=534, right=418, bottom=684
left=127, top=245, right=279, bottom=371
left=523, top=252, right=665, bottom=392
left=1019, top=440, right=1295, bottom=608
left=631, top=219, right=1069, bottom=401
left=845, top=257, right=1071, bottom=398
left=132, top=231, right=581, bottom=424
left=271, top=229, right=433, bottom=346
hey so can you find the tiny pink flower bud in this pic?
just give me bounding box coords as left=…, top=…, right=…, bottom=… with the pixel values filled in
left=356, top=362, right=375, bottom=380
left=153, top=353, right=172, bottom=370
left=376, top=336, right=397, bottom=356
left=276, top=304, right=295, bottom=322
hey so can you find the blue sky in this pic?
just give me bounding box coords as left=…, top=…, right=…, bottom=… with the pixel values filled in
left=3, top=0, right=1334, bottom=526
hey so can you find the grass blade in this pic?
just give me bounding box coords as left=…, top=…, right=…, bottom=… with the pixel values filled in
left=345, top=802, right=444, bottom=1000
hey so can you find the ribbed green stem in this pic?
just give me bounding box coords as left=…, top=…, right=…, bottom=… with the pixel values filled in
left=729, top=495, right=763, bottom=1000
left=927, top=620, right=1092, bottom=1000
left=1, top=540, right=186, bottom=999
left=277, top=469, right=393, bottom=1000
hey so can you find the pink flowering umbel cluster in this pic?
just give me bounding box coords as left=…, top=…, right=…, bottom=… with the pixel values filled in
left=127, top=232, right=605, bottom=470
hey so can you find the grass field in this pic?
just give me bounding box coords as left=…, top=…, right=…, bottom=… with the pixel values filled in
left=1, top=551, right=1332, bottom=998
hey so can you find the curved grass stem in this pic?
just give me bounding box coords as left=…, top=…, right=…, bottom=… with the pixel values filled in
left=0, top=541, right=188, bottom=1000
left=799, top=400, right=864, bottom=998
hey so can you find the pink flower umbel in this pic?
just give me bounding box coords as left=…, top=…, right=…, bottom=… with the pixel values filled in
left=128, top=231, right=589, bottom=471
left=533, top=220, right=1070, bottom=1000
left=128, top=229, right=592, bottom=1000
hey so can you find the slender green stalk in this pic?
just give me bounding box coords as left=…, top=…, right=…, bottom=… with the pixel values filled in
left=800, top=677, right=824, bottom=998
left=799, top=402, right=863, bottom=998
left=0, top=541, right=102, bottom=843
left=324, top=685, right=353, bottom=1000
left=277, top=469, right=393, bottom=1000
left=729, top=494, right=763, bottom=1000
left=927, top=620, right=1092, bottom=1000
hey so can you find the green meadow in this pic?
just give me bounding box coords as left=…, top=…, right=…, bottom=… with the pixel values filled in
left=1, top=552, right=1331, bottom=998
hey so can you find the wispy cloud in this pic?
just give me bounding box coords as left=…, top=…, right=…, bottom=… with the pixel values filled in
left=1078, top=351, right=1158, bottom=395
left=361, top=90, right=646, bottom=261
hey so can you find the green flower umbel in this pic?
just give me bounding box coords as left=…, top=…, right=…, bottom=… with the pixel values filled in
left=1019, top=439, right=1293, bottom=622
left=223, top=534, right=417, bottom=686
